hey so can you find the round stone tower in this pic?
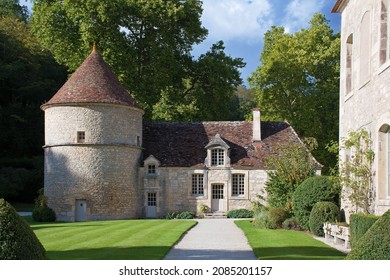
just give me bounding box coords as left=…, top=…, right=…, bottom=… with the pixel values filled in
left=41, top=48, right=144, bottom=221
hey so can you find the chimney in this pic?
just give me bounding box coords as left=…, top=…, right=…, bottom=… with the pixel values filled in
left=252, top=108, right=261, bottom=142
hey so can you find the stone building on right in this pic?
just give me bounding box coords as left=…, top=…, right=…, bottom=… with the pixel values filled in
left=333, top=0, right=390, bottom=221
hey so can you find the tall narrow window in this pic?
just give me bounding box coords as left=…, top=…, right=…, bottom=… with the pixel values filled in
left=360, top=11, right=371, bottom=85
left=211, top=149, right=224, bottom=166
left=77, top=131, right=85, bottom=143
left=192, top=174, right=204, bottom=196
left=380, top=0, right=389, bottom=64
left=346, top=34, right=353, bottom=94
left=232, top=174, right=245, bottom=196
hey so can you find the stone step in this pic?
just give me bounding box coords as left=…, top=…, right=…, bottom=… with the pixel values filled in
left=204, top=212, right=227, bottom=219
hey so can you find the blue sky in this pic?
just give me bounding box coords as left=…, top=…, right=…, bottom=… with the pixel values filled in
left=193, top=0, right=341, bottom=85
left=20, top=0, right=341, bottom=86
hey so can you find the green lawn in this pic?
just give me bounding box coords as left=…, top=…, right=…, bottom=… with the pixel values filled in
left=235, top=220, right=346, bottom=260
left=28, top=218, right=196, bottom=260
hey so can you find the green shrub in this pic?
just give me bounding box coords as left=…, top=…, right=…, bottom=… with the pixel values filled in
left=32, top=206, right=56, bottom=222
left=282, top=217, right=303, bottom=231
left=175, top=211, right=194, bottom=219
left=0, top=198, right=46, bottom=259
left=346, top=210, right=390, bottom=260
left=253, top=207, right=270, bottom=228
left=199, top=204, right=209, bottom=213
left=32, top=188, right=56, bottom=222
left=227, top=209, right=253, bottom=218
left=309, top=202, right=340, bottom=236
left=349, top=213, right=380, bottom=248
left=268, top=207, right=289, bottom=229
left=164, top=212, right=177, bottom=220
left=292, top=176, right=340, bottom=230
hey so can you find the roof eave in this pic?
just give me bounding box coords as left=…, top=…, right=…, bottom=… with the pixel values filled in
left=332, top=0, right=349, bottom=13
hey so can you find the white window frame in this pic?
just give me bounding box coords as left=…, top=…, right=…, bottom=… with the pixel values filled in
left=77, top=131, right=85, bottom=143
left=148, top=164, right=156, bottom=175
left=232, top=174, right=245, bottom=196
left=191, top=174, right=204, bottom=196
left=211, top=148, right=224, bottom=166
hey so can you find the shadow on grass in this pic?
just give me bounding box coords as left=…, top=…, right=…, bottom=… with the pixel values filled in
left=254, top=246, right=346, bottom=260
left=47, top=246, right=172, bottom=260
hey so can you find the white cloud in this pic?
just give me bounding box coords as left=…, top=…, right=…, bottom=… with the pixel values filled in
left=201, top=0, right=274, bottom=43
left=282, top=0, right=326, bottom=33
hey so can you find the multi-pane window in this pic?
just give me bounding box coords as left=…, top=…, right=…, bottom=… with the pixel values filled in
left=148, top=164, right=156, bottom=174
left=211, top=149, right=224, bottom=166
left=380, top=0, right=389, bottom=64
left=346, top=34, right=353, bottom=94
left=192, top=174, right=204, bottom=195
left=147, top=192, right=157, bottom=206
left=232, top=174, right=245, bottom=196
left=77, top=131, right=85, bottom=143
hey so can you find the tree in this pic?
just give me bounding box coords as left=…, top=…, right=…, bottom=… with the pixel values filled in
left=339, top=129, right=375, bottom=214
left=265, top=143, right=317, bottom=212
left=0, top=0, right=29, bottom=21
left=0, top=5, right=67, bottom=202
left=30, top=0, right=244, bottom=120
left=249, top=13, right=340, bottom=173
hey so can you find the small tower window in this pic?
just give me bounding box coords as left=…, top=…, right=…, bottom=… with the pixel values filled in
left=77, top=131, right=85, bottom=143
left=148, top=164, right=156, bottom=174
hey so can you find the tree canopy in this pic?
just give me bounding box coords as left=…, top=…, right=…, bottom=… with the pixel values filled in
left=249, top=13, right=340, bottom=172
left=30, top=0, right=245, bottom=120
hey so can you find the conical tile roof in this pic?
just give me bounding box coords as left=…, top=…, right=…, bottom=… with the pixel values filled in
left=42, top=49, right=142, bottom=110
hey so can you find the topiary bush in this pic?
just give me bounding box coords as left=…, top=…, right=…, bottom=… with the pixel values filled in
left=0, top=198, right=46, bottom=259
left=346, top=210, right=390, bottom=260
left=349, top=213, right=380, bottom=248
left=268, top=207, right=289, bottom=229
left=175, top=211, right=194, bottom=219
left=227, top=209, right=253, bottom=218
left=292, top=176, right=340, bottom=230
left=309, top=201, right=340, bottom=236
left=32, top=207, right=56, bottom=222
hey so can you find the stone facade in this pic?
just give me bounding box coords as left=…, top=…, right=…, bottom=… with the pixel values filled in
left=42, top=49, right=318, bottom=221
left=334, top=0, right=390, bottom=220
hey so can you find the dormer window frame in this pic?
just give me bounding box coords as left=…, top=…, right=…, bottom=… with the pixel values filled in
left=143, top=155, right=160, bottom=177
left=205, top=134, right=230, bottom=168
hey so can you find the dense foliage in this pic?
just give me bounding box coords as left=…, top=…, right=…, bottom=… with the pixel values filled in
left=292, top=176, right=340, bottom=230
left=268, top=208, right=289, bottom=229
left=349, top=213, right=379, bottom=249
left=265, top=143, right=317, bottom=212
left=309, top=201, right=340, bottom=236
left=346, top=210, right=390, bottom=260
left=31, top=0, right=245, bottom=120
left=0, top=198, right=46, bottom=259
left=227, top=209, right=253, bottom=218
left=249, top=13, right=340, bottom=173
left=0, top=2, right=67, bottom=202
left=32, top=189, right=56, bottom=222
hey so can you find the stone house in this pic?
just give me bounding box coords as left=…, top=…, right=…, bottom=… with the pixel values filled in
left=42, top=49, right=319, bottom=221
left=333, top=0, right=390, bottom=220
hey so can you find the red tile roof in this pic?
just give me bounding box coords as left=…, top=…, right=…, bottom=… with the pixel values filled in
left=42, top=50, right=142, bottom=110
left=143, top=121, right=321, bottom=169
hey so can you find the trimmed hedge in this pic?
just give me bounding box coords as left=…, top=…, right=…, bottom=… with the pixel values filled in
left=346, top=210, right=390, bottom=260
left=32, top=206, right=56, bottom=222
left=349, top=213, right=380, bottom=248
left=292, top=176, right=340, bottom=230
left=0, top=198, right=46, bottom=259
left=268, top=207, right=289, bottom=229
left=175, top=211, right=194, bottom=219
left=309, top=202, right=340, bottom=236
left=227, top=209, right=253, bottom=218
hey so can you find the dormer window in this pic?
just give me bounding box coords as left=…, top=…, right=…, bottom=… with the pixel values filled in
left=143, top=155, right=160, bottom=177
left=77, top=131, right=85, bottom=143
left=211, top=149, right=224, bottom=166
left=205, top=134, right=230, bottom=168
left=148, top=164, right=156, bottom=175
